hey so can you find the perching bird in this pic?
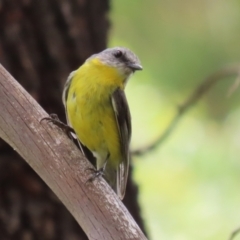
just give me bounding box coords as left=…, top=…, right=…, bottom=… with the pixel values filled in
left=62, top=47, right=142, bottom=199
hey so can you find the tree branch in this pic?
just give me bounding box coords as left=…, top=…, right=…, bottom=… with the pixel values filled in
left=0, top=64, right=148, bottom=240
left=132, top=64, right=240, bottom=156
left=229, top=226, right=240, bottom=240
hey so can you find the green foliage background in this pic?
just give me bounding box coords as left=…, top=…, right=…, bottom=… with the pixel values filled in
left=110, top=1, right=240, bottom=239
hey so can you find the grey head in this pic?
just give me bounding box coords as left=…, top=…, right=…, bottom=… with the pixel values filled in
left=87, top=47, right=143, bottom=77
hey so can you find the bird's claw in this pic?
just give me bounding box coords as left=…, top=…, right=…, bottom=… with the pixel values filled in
left=40, top=114, right=75, bottom=139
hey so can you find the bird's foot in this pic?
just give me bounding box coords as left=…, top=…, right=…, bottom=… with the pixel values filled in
left=85, top=156, right=109, bottom=183
left=40, top=113, right=75, bottom=139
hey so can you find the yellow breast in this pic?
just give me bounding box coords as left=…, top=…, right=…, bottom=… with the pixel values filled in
left=66, top=58, right=124, bottom=167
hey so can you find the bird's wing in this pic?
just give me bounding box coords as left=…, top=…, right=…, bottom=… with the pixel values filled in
left=62, top=71, right=76, bottom=115
left=62, top=71, right=86, bottom=156
left=111, top=88, right=131, bottom=199
left=62, top=71, right=77, bottom=136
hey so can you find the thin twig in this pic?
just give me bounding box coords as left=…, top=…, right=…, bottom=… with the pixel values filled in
left=229, top=226, right=240, bottom=240
left=132, top=64, right=240, bottom=156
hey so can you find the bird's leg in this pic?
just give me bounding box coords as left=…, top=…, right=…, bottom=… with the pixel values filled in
left=41, top=114, right=88, bottom=156
left=85, top=153, right=110, bottom=183
left=40, top=113, right=75, bottom=139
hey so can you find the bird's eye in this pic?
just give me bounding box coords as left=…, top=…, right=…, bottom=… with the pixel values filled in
left=114, top=50, right=123, bottom=58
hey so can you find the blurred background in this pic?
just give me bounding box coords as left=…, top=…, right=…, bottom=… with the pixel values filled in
left=110, top=0, right=240, bottom=239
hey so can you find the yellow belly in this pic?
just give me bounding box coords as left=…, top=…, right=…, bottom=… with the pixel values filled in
left=66, top=80, right=122, bottom=169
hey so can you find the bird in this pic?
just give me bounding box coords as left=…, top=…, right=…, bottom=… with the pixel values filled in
left=62, top=47, right=142, bottom=199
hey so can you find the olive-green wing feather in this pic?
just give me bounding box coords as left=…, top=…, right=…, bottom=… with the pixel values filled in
left=62, top=71, right=86, bottom=156
left=62, top=71, right=75, bottom=112
left=111, top=88, right=131, bottom=199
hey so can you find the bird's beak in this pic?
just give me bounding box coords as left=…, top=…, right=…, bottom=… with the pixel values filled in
left=127, top=63, right=143, bottom=71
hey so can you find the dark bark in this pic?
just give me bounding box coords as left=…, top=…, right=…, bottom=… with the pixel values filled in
left=0, top=0, right=147, bottom=239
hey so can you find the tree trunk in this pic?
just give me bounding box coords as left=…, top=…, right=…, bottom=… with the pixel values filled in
left=0, top=1, right=147, bottom=239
